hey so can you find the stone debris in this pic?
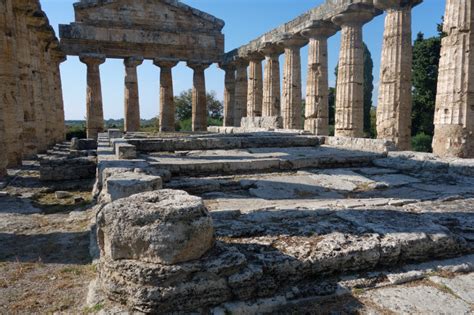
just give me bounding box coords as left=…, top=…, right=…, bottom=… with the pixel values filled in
left=55, top=191, right=72, bottom=199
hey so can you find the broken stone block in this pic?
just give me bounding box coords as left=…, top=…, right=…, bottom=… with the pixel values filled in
left=96, top=190, right=214, bottom=265
left=108, top=129, right=123, bottom=140
left=115, top=143, right=137, bottom=160
left=71, top=138, right=98, bottom=151
left=99, top=171, right=162, bottom=203
left=240, top=116, right=283, bottom=129
left=55, top=191, right=72, bottom=199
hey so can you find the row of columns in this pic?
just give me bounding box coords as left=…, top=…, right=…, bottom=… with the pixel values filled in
left=0, top=0, right=66, bottom=178
left=221, top=1, right=420, bottom=151
left=79, top=55, right=213, bottom=138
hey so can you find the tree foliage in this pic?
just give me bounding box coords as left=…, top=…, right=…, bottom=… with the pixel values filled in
left=174, top=89, right=223, bottom=122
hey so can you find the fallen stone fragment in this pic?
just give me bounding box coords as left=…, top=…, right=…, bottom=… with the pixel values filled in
left=55, top=191, right=72, bottom=199
left=386, top=270, right=425, bottom=285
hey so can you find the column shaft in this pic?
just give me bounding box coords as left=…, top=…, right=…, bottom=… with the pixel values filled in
left=282, top=46, right=303, bottom=129
left=433, top=0, right=474, bottom=157
left=305, top=36, right=330, bottom=135
left=334, top=23, right=365, bottom=137
left=376, top=6, right=413, bottom=150
left=234, top=60, right=248, bottom=126
left=52, top=56, right=66, bottom=143
left=262, top=54, right=281, bottom=117
left=81, top=55, right=106, bottom=140
left=188, top=63, right=210, bottom=132
left=155, top=59, right=178, bottom=132
left=247, top=57, right=263, bottom=117
left=124, top=57, right=143, bottom=133
left=222, top=65, right=236, bottom=127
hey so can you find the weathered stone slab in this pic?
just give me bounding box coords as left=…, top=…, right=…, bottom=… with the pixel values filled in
left=99, top=171, right=162, bottom=203
left=430, top=274, right=474, bottom=304
left=325, top=136, right=397, bottom=153
left=369, top=174, right=421, bottom=188
left=39, top=156, right=96, bottom=181
left=70, top=138, right=98, bottom=150
left=241, top=116, right=283, bottom=129
left=115, top=143, right=137, bottom=160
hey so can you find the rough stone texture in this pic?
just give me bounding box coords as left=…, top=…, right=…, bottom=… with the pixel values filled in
left=71, top=138, right=98, bottom=151
left=280, top=34, right=307, bottom=130
left=240, top=116, right=283, bottom=129
left=39, top=156, right=97, bottom=181
left=107, top=129, right=123, bottom=140
left=302, top=22, right=338, bottom=135
left=433, top=0, right=474, bottom=158
left=234, top=59, right=249, bottom=127
left=80, top=54, right=106, bottom=140
left=376, top=1, right=415, bottom=150
left=188, top=63, right=210, bottom=132
left=325, top=136, right=397, bottom=153
left=99, top=171, right=162, bottom=203
left=220, top=63, right=236, bottom=127
left=96, top=190, right=214, bottom=264
left=59, top=0, right=224, bottom=62
left=115, top=143, right=137, bottom=160
left=123, top=57, right=143, bottom=132
left=332, top=10, right=374, bottom=138
left=246, top=53, right=264, bottom=117
left=155, top=59, right=178, bottom=132
left=260, top=43, right=283, bottom=117
left=430, top=273, right=474, bottom=303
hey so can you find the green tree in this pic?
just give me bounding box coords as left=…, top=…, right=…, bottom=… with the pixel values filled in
left=174, top=89, right=223, bottom=122
left=411, top=31, right=442, bottom=137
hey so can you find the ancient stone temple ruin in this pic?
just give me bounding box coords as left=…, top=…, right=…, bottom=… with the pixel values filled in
left=1, top=0, right=474, bottom=313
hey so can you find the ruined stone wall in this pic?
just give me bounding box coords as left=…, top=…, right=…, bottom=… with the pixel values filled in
left=0, top=0, right=65, bottom=177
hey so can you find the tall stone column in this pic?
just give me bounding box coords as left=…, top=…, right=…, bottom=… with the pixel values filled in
left=279, top=34, right=308, bottom=130
left=124, top=57, right=143, bottom=133
left=42, top=46, right=58, bottom=147
left=259, top=42, right=283, bottom=117
left=219, top=63, right=236, bottom=127
left=187, top=62, right=210, bottom=132
left=375, top=0, right=417, bottom=150
left=246, top=52, right=264, bottom=117
left=332, top=9, right=374, bottom=138
left=80, top=54, right=106, bottom=140
left=302, top=21, right=339, bottom=135
left=51, top=49, right=67, bottom=144
left=1, top=0, right=23, bottom=167
left=234, top=58, right=249, bottom=126
left=433, top=0, right=474, bottom=158
left=154, top=58, right=178, bottom=132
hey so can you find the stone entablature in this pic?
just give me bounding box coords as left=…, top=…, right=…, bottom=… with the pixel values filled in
left=59, top=0, right=225, bottom=62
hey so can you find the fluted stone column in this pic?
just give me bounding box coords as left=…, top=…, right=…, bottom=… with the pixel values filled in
left=332, top=10, right=374, bottom=138
left=302, top=22, right=339, bottom=135
left=154, top=58, right=178, bottom=132
left=234, top=58, right=249, bottom=126
left=124, top=57, right=143, bottom=133
left=42, top=46, right=58, bottom=147
left=188, top=62, right=210, bottom=132
left=433, top=0, right=474, bottom=158
left=51, top=50, right=67, bottom=143
left=375, top=0, right=417, bottom=150
left=259, top=42, right=283, bottom=117
left=219, top=63, right=236, bottom=127
left=1, top=0, right=23, bottom=167
left=246, top=52, right=264, bottom=117
left=280, top=34, right=308, bottom=130
left=80, top=54, right=106, bottom=140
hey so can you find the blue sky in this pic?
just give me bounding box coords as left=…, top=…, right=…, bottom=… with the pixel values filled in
left=39, top=0, right=446, bottom=120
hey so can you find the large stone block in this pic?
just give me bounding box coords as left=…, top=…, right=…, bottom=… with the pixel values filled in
left=240, top=116, right=283, bottom=129
left=71, top=138, right=98, bottom=150
left=99, top=171, right=162, bottom=203
left=97, top=190, right=214, bottom=265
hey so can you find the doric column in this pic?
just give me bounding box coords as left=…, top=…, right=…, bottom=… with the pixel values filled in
left=219, top=62, right=236, bottom=127
left=80, top=54, right=106, bottom=140
left=187, top=62, right=211, bottom=132
left=332, top=9, right=374, bottom=138
left=50, top=48, right=67, bottom=144
left=124, top=56, right=143, bottom=133
left=259, top=42, right=284, bottom=117
left=302, top=21, right=339, bottom=135
left=246, top=52, right=264, bottom=117
left=42, top=45, right=58, bottom=148
left=234, top=58, right=249, bottom=126
left=375, top=0, right=417, bottom=150
left=154, top=58, right=178, bottom=132
left=279, top=34, right=308, bottom=130
left=433, top=0, right=474, bottom=158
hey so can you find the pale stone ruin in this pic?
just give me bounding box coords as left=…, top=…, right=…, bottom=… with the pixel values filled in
left=1, top=0, right=474, bottom=313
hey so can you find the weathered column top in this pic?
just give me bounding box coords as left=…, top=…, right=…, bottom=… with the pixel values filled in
left=245, top=51, right=265, bottom=62
left=124, top=56, right=144, bottom=68
left=278, top=33, right=308, bottom=49
left=331, top=7, right=376, bottom=27
left=374, top=0, right=422, bottom=10
left=234, top=57, right=250, bottom=69
left=301, top=20, right=340, bottom=39
left=153, top=58, right=179, bottom=69
left=258, top=42, right=284, bottom=57
left=218, top=62, right=237, bottom=72
left=79, top=53, right=106, bottom=66
left=187, top=62, right=212, bottom=71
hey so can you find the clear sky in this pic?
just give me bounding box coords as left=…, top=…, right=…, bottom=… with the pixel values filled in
left=39, top=0, right=446, bottom=120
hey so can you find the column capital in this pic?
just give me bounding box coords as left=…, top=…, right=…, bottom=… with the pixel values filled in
left=154, top=58, right=179, bottom=69
left=245, top=51, right=264, bottom=62
left=258, top=42, right=284, bottom=58
left=331, top=8, right=375, bottom=27
left=79, top=53, right=106, bottom=66
left=187, top=62, right=211, bottom=71
left=374, top=0, right=421, bottom=10
left=233, top=57, right=249, bottom=69
left=301, top=20, right=340, bottom=39
left=124, top=56, right=144, bottom=68
left=277, top=33, right=308, bottom=49
left=218, top=62, right=236, bottom=72
left=50, top=50, right=67, bottom=64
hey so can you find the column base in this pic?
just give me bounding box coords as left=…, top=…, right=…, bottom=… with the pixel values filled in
left=304, top=118, right=328, bottom=136
left=433, top=124, right=473, bottom=158
left=241, top=116, right=283, bottom=129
